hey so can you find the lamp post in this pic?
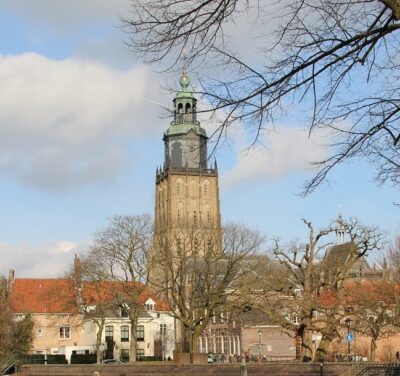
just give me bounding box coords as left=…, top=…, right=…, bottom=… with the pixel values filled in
left=258, top=331, right=262, bottom=359
left=345, top=318, right=351, bottom=361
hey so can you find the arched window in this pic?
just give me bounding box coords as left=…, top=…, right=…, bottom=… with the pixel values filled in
left=193, top=211, right=197, bottom=226
left=176, top=103, right=184, bottom=123
left=185, top=103, right=191, bottom=113
left=171, top=142, right=183, bottom=167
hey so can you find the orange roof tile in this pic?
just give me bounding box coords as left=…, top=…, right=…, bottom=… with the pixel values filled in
left=10, top=278, right=78, bottom=314
left=10, top=278, right=170, bottom=314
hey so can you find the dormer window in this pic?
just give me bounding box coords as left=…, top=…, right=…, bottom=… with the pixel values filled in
left=145, top=298, right=156, bottom=311
left=120, top=307, right=129, bottom=318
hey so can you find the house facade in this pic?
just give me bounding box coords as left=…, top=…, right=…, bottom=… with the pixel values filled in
left=8, top=272, right=174, bottom=362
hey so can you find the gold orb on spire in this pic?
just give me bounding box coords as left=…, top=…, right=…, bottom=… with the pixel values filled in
left=179, top=70, right=190, bottom=90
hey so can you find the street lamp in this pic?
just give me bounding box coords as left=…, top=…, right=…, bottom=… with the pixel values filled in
left=345, top=318, right=351, bottom=361
left=258, top=331, right=262, bottom=358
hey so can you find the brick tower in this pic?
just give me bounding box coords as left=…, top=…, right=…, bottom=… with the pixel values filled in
left=153, top=72, right=222, bottom=249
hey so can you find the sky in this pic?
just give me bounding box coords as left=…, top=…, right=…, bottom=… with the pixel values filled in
left=0, top=1, right=398, bottom=278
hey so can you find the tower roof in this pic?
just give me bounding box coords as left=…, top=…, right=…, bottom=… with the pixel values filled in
left=164, top=122, right=207, bottom=138
left=166, top=71, right=206, bottom=137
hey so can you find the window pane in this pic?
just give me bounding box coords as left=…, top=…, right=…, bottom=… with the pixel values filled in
left=121, top=349, right=130, bottom=362
left=136, top=325, right=144, bottom=341
left=136, top=348, right=144, bottom=360
left=105, top=325, right=114, bottom=338
left=160, top=324, right=167, bottom=336
left=121, top=325, right=129, bottom=342
left=59, top=326, right=70, bottom=339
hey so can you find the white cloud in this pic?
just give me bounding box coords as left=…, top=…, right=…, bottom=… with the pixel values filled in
left=0, top=240, right=88, bottom=278
left=222, top=126, right=330, bottom=187
left=0, top=53, right=165, bottom=190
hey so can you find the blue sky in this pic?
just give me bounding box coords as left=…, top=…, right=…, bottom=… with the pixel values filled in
left=0, top=1, right=398, bottom=277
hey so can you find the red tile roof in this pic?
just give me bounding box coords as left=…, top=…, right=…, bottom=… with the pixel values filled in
left=10, top=278, right=170, bottom=313
left=317, top=279, right=400, bottom=308
left=10, top=278, right=78, bottom=314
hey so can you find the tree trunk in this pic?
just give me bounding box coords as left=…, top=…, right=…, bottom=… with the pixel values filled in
left=189, top=331, right=194, bottom=364
left=95, top=319, right=105, bottom=364
left=303, top=329, right=313, bottom=358
left=315, top=319, right=337, bottom=361
left=180, top=322, right=190, bottom=353
left=180, top=324, right=198, bottom=364
left=315, top=334, right=333, bottom=361
left=370, top=337, right=377, bottom=362
left=129, top=311, right=139, bottom=363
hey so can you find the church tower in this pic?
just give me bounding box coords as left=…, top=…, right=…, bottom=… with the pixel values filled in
left=154, top=72, right=221, bottom=248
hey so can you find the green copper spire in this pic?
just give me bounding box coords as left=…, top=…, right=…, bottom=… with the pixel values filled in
left=161, top=72, right=209, bottom=170
left=176, top=70, right=193, bottom=99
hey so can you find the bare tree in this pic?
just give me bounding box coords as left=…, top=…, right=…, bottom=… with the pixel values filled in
left=151, top=222, right=264, bottom=363
left=67, top=256, right=120, bottom=363
left=87, top=214, right=153, bottom=362
left=124, top=0, right=400, bottom=194
left=256, top=217, right=383, bottom=360
left=349, top=280, right=400, bottom=361
left=386, top=234, right=400, bottom=279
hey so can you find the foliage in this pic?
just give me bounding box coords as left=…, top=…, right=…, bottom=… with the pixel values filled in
left=14, top=314, right=34, bottom=356
left=0, top=279, right=34, bottom=367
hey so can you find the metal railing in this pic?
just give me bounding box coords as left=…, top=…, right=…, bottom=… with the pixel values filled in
left=355, top=363, right=400, bottom=376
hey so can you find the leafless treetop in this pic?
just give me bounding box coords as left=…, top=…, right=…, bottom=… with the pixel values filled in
left=124, top=0, right=400, bottom=194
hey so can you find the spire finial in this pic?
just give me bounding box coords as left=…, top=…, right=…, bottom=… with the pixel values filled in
left=179, top=70, right=190, bottom=90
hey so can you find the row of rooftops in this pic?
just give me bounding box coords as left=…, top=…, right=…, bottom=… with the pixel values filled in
left=4, top=272, right=170, bottom=315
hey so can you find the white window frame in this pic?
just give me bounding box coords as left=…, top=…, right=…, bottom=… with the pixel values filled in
left=59, top=325, right=70, bottom=339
